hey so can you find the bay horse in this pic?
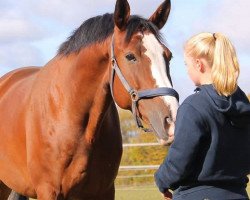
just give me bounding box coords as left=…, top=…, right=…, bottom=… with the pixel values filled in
left=0, top=0, right=179, bottom=199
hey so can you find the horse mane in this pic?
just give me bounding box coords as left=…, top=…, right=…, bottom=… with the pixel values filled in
left=57, top=13, right=162, bottom=55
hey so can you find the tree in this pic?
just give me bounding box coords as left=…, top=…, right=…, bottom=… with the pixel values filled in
left=118, top=108, right=138, bottom=143
left=117, top=108, right=168, bottom=187
left=118, top=108, right=164, bottom=144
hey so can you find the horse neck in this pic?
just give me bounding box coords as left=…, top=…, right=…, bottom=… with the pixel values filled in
left=42, top=39, right=114, bottom=142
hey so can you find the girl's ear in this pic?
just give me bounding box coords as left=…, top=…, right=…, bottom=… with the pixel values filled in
left=195, top=59, right=205, bottom=73
left=197, top=58, right=210, bottom=73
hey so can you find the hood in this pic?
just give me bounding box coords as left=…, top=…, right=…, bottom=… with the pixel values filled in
left=198, top=84, right=250, bottom=128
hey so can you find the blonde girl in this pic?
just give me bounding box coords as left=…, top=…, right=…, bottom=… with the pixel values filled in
left=155, top=32, right=250, bottom=200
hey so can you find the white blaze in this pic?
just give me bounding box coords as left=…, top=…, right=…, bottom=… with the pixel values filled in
left=142, top=34, right=179, bottom=121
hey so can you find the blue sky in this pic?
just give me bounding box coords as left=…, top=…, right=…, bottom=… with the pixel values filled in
left=0, top=0, right=249, bottom=101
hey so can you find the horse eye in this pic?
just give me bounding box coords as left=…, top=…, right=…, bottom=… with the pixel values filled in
left=125, top=53, right=136, bottom=62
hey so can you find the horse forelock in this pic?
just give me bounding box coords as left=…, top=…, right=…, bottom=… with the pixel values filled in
left=57, top=14, right=162, bottom=56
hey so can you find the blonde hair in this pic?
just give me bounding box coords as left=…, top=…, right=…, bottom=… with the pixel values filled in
left=184, top=32, right=240, bottom=96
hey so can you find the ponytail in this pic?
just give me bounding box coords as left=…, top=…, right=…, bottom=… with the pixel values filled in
left=212, top=33, right=239, bottom=96
left=184, top=32, right=240, bottom=96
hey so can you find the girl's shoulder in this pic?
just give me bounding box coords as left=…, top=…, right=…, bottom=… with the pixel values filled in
left=179, top=88, right=213, bottom=118
left=182, top=89, right=209, bottom=107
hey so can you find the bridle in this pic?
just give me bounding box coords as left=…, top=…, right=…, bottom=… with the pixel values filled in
left=109, top=35, right=179, bottom=131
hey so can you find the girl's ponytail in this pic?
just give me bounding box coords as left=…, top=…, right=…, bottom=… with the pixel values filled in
left=211, top=33, right=239, bottom=96
left=185, top=32, right=240, bottom=97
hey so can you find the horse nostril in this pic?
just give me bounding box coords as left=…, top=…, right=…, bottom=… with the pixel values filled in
left=164, top=116, right=172, bottom=130
left=165, top=116, right=172, bottom=125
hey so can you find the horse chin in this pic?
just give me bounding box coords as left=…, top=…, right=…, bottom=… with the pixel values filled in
left=158, top=137, right=174, bottom=146
left=149, top=123, right=174, bottom=146
left=139, top=119, right=173, bottom=146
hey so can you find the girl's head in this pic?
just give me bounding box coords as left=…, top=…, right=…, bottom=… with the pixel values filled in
left=184, top=32, right=239, bottom=96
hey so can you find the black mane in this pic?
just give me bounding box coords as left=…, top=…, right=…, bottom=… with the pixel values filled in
left=58, top=13, right=162, bottom=55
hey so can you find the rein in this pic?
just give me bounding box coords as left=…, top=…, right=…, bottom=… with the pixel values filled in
left=109, top=35, right=179, bottom=132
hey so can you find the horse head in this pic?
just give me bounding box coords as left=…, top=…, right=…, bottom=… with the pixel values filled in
left=110, top=0, right=178, bottom=145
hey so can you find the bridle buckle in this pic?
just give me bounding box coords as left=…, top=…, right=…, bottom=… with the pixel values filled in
left=130, top=90, right=139, bottom=102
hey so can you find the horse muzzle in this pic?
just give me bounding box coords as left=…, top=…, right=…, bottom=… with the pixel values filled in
left=138, top=98, right=177, bottom=146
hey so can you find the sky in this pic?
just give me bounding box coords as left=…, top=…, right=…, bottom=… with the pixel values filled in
left=0, top=0, right=249, bottom=102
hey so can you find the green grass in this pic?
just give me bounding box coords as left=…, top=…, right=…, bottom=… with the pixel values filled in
left=115, top=181, right=250, bottom=200
left=115, top=186, right=162, bottom=200
left=29, top=177, right=250, bottom=200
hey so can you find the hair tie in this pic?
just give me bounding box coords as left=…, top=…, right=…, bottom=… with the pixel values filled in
left=213, top=33, right=216, bottom=40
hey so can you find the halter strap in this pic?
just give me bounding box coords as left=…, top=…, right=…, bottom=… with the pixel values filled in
left=109, top=35, right=179, bottom=131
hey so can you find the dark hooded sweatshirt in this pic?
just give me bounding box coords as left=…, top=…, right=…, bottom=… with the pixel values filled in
left=155, top=84, right=250, bottom=199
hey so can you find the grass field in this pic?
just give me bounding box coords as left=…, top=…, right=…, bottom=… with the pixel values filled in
left=29, top=186, right=249, bottom=200
left=29, top=177, right=250, bottom=199
left=115, top=182, right=250, bottom=200
left=115, top=186, right=162, bottom=200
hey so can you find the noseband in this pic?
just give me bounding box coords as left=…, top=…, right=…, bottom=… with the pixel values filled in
left=110, top=35, right=179, bottom=132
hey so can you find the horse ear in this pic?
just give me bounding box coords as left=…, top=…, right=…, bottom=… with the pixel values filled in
left=114, top=0, right=130, bottom=30
left=149, top=0, right=171, bottom=30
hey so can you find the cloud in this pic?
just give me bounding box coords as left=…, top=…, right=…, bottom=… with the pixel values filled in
left=129, top=0, right=166, bottom=18
left=164, top=0, right=250, bottom=55
left=29, top=0, right=165, bottom=27
left=165, top=0, right=250, bottom=97
left=0, top=1, right=47, bottom=43
left=0, top=0, right=249, bottom=95
left=29, top=0, right=114, bottom=26
left=0, top=43, right=43, bottom=73
left=0, top=1, right=53, bottom=71
left=0, top=18, right=45, bottom=43
left=192, top=0, right=250, bottom=52
left=201, top=0, right=250, bottom=93
left=0, top=0, right=166, bottom=44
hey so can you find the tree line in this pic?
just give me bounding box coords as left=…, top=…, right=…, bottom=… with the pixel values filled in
left=117, top=108, right=168, bottom=187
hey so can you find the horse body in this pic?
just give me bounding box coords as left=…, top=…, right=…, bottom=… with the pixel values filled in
left=0, top=67, right=40, bottom=195
left=25, top=44, right=123, bottom=199
left=1, top=41, right=122, bottom=199
left=0, top=0, right=178, bottom=199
